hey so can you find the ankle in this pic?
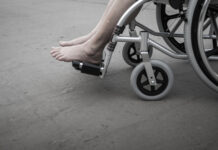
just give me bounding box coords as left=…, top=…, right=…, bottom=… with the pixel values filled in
left=83, top=41, right=104, bottom=56
left=82, top=45, right=102, bottom=63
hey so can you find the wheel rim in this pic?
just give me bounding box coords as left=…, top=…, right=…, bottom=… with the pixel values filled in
left=136, top=66, right=169, bottom=96
left=127, top=43, right=142, bottom=64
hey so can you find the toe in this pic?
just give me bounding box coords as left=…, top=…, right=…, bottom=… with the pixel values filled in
left=59, top=41, right=74, bottom=47
left=51, top=51, right=60, bottom=57
left=59, top=41, right=66, bottom=47
left=50, top=47, right=61, bottom=54
left=50, top=50, right=59, bottom=55
left=57, top=56, right=65, bottom=61
left=55, top=53, right=63, bottom=60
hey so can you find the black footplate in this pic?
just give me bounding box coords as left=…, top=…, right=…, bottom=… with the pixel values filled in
left=72, top=61, right=102, bottom=76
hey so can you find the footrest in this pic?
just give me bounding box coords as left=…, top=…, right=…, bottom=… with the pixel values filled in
left=72, top=61, right=102, bottom=76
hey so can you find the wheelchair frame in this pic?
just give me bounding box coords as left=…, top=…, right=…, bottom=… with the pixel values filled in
left=103, top=0, right=218, bottom=76
left=72, top=0, right=218, bottom=100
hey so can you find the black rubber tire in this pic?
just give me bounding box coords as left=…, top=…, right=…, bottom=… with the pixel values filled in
left=130, top=60, right=174, bottom=101
left=122, top=42, right=153, bottom=67
left=185, top=0, right=218, bottom=91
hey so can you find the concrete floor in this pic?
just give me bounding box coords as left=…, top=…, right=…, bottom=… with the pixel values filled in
left=0, top=0, right=218, bottom=150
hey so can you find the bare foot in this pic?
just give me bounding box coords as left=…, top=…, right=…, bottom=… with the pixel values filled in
left=59, top=32, right=94, bottom=47
left=50, top=43, right=102, bottom=64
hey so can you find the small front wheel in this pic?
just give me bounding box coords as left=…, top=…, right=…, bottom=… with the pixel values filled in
left=130, top=60, right=174, bottom=101
left=122, top=42, right=153, bottom=67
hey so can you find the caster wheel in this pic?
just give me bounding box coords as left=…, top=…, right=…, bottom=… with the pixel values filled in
left=130, top=60, right=174, bottom=101
left=122, top=42, right=153, bottom=67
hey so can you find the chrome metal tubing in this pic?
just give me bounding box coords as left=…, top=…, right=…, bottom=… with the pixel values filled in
left=135, top=20, right=217, bottom=39
left=135, top=21, right=184, bottom=38
left=141, top=32, right=157, bottom=86
left=100, top=50, right=113, bottom=78
left=148, top=39, right=188, bottom=59
left=117, top=0, right=150, bottom=27
left=112, top=34, right=188, bottom=60
left=113, top=35, right=141, bottom=43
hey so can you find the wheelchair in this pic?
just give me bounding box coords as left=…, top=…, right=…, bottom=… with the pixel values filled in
left=72, top=0, right=218, bottom=100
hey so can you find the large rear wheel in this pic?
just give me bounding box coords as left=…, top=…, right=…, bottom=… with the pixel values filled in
left=185, top=0, right=218, bottom=91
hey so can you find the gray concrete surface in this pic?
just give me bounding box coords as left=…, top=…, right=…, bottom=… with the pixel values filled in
left=0, top=0, right=218, bottom=150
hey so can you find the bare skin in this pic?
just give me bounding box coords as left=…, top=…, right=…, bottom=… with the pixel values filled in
left=58, top=32, right=94, bottom=47
left=59, top=0, right=141, bottom=47
left=59, top=0, right=115, bottom=47
left=51, top=0, right=138, bottom=63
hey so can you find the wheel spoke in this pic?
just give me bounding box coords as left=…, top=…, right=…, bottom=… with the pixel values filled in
left=210, top=12, right=218, bottom=41
left=154, top=70, right=159, bottom=77
left=203, top=19, right=211, bottom=31
left=130, top=51, right=136, bottom=57
left=206, top=48, right=218, bottom=57
left=136, top=55, right=141, bottom=61
left=170, top=18, right=183, bottom=36
left=156, top=79, right=165, bottom=84
left=166, top=13, right=180, bottom=21
left=142, top=73, right=147, bottom=79
left=142, top=80, right=149, bottom=86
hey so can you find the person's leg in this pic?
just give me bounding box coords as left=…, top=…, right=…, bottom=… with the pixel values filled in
left=59, top=0, right=115, bottom=47
left=51, top=0, right=138, bottom=63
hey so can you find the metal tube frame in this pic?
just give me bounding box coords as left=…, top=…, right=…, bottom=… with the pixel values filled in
left=101, top=0, right=186, bottom=78
left=132, top=18, right=216, bottom=39
left=100, top=0, right=218, bottom=78
left=114, top=0, right=189, bottom=60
